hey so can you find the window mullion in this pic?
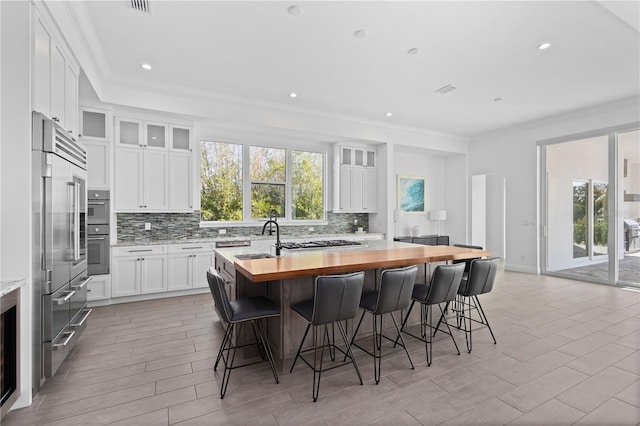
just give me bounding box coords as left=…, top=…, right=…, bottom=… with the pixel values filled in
left=242, top=143, right=251, bottom=221
left=286, top=148, right=292, bottom=221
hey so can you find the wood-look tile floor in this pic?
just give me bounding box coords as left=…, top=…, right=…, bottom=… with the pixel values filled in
left=4, top=270, right=640, bottom=425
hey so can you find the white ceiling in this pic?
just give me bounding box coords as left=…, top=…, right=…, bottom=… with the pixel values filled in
left=82, top=1, right=640, bottom=137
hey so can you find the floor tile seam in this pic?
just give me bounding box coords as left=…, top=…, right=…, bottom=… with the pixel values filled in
left=64, top=362, right=148, bottom=382
left=69, top=347, right=135, bottom=363
left=110, top=330, right=190, bottom=347
left=404, top=409, right=425, bottom=426
left=62, top=348, right=198, bottom=374
left=612, top=394, right=640, bottom=409
left=97, top=322, right=198, bottom=340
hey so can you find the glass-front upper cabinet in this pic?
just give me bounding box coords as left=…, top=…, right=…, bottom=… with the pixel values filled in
left=170, top=125, right=191, bottom=151
left=79, top=107, right=111, bottom=142
left=116, top=118, right=143, bottom=147
left=145, top=122, right=167, bottom=149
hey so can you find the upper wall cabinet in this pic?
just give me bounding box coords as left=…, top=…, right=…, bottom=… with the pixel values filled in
left=114, top=116, right=193, bottom=212
left=332, top=144, right=378, bottom=213
left=79, top=107, right=111, bottom=142
left=33, top=8, right=79, bottom=137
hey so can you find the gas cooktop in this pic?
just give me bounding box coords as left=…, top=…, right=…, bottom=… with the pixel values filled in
left=280, top=240, right=362, bottom=250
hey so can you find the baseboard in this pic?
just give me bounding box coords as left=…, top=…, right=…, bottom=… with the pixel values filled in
left=88, top=287, right=210, bottom=307
left=504, top=263, right=539, bottom=274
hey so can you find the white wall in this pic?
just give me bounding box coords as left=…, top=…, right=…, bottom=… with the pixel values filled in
left=444, top=154, right=468, bottom=245
left=1, top=0, right=33, bottom=408
left=470, top=96, right=640, bottom=274
left=471, top=175, right=486, bottom=248
left=392, top=146, right=453, bottom=238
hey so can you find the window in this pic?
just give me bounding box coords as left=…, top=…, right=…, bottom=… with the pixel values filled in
left=200, top=141, right=325, bottom=223
left=292, top=151, right=324, bottom=220
left=250, top=146, right=286, bottom=219
left=200, top=141, right=243, bottom=221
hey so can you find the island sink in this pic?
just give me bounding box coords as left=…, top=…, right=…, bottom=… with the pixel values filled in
left=235, top=253, right=274, bottom=260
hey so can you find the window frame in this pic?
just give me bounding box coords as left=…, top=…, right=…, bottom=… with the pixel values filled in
left=199, top=140, right=327, bottom=227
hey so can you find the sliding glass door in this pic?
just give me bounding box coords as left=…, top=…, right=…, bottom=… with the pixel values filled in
left=542, top=126, right=639, bottom=287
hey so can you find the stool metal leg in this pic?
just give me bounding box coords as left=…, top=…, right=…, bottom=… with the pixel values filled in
left=251, top=320, right=266, bottom=361
left=290, top=323, right=311, bottom=373
left=336, top=321, right=363, bottom=385
left=312, top=325, right=328, bottom=402
left=255, top=319, right=279, bottom=384
left=372, top=314, right=382, bottom=384
left=425, top=305, right=432, bottom=366
left=475, top=295, right=497, bottom=344
left=220, top=323, right=239, bottom=398
left=214, top=322, right=233, bottom=371
left=394, top=300, right=415, bottom=347
left=390, top=312, right=414, bottom=370
left=345, top=310, right=366, bottom=362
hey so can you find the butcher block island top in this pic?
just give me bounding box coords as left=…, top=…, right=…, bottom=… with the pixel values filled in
left=227, top=240, right=490, bottom=282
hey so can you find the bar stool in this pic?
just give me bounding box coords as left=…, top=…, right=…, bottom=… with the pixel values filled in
left=290, top=272, right=365, bottom=402
left=396, top=263, right=465, bottom=366
left=454, top=257, right=499, bottom=352
left=206, top=268, right=280, bottom=398
left=349, top=265, right=418, bottom=384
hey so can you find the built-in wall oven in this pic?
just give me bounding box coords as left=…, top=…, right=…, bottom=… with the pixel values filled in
left=88, top=190, right=110, bottom=275
left=32, top=112, right=92, bottom=392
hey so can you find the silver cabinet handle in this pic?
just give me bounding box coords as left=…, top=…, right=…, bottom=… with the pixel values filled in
left=88, top=237, right=106, bottom=241
left=53, top=290, right=76, bottom=305
left=72, top=276, right=92, bottom=290
left=88, top=201, right=106, bottom=205
left=129, top=249, right=153, bottom=252
left=53, top=331, right=75, bottom=350
left=71, top=309, right=92, bottom=328
left=182, top=246, right=203, bottom=250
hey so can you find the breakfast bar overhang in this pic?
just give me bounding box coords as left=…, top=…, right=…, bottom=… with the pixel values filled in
left=218, top=241, right=491, bottom=368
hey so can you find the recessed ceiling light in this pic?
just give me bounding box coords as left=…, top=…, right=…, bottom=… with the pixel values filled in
left=386, top=112, right=393, bottom=117
left=407, top=48, right=420, bottom=55
left=289, top=92, right=297, bottom=98
left=141, top=63, right=152, bottom=70
left=538, top=42, right=551, bottom=50
left=494, top=97, right=503, bottom=102
left=353, top=29, right=368, bottom=38
left=287, top=5, right=303, bottom=16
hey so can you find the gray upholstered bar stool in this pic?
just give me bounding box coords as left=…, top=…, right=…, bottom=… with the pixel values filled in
left=348, top=265, right=418, bottom=384
left=396, top=263, right=465, bottom=366
left=206, top=268, right=280, bottom=399
left=454, top=257, right=499, bottom=352
left=289, top=271, right=365, bottom=402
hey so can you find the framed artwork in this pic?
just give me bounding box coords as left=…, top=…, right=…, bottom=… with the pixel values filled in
left=397, top=175, right=426, bottom=213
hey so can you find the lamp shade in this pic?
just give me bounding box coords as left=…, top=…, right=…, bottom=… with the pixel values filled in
left=431, top=210, right=447, bottom=221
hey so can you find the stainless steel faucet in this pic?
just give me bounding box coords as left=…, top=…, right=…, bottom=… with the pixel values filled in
left=261, top=219, right=282, bottom=256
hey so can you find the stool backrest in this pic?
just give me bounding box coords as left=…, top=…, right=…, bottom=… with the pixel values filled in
left=375, top=265, right=418, bottom=315
left=452, top=244, right=484, bottom=273
left=462, top=257, right=499, bottom=296
left=425, top=263, right=465, bottom=305
left=312, top=272, right=365, bottom=325
left=206, top=268, right=232, bottom=323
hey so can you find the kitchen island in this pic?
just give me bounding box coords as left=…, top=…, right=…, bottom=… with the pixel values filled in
left=214, top=240, right=490, bottom=369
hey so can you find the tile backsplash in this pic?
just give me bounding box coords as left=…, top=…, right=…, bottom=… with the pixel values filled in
left=116, top=212, right=369, bottom=243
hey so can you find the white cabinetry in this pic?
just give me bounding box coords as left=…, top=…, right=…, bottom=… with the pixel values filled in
left=87, top=275, right=111, bottom=301
left=32, top=7, right=79, bottom=136
left=112, top=245, right=167, bottom=297
left=80, top=107, right=112, bottom=189
left=115, top=117, right=191, bottom=212
left=85, top=141, right=111, bottom=189
left=333, top=144, right=378, bottom=213
left=168, top=244, right=214, bottom=291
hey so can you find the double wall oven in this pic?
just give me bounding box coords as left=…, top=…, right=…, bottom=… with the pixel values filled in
left=88, top=190, right=110, bottom=275
left=32, top=112, right=92, bottom=391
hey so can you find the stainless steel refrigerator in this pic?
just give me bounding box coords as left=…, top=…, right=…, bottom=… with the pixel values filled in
left=31, top=112, right=92, bottom=392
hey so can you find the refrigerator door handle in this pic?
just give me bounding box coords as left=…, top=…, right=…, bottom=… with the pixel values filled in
left=74, top=182, right=80, bottom=262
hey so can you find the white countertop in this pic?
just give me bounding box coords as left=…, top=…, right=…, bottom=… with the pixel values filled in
left=0, top=279, right=25, bottom=297
left=214, top=239, right=413, bottom=263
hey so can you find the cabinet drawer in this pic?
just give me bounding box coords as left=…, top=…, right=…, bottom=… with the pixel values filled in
left=168, top=243, right=214, bottom=254
left=87, top=276, right=111, bottom=301
left=112, top=245, right=166, bottom=257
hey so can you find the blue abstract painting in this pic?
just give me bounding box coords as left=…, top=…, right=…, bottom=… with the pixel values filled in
left=398, top=175, right=426, bottom=213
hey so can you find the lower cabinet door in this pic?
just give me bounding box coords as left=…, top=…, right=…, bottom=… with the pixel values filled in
left=141, top=255, right=167, bottom=294
left=192, top=252, right=215, bottom=288
left=112, top=256, right=140, bottom=297
left=168, top=253, right=192, bottom=291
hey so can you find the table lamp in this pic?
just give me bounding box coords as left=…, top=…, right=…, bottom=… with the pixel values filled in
left=431, top=210, right=447, bottom=236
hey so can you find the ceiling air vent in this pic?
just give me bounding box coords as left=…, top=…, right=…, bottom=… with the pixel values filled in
left=435, top=84, right=457, bottom=95
left=129, top=0, right=151, bottom=14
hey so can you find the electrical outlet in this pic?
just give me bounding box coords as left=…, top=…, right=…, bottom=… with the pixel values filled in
left=218, top=229, right=227, bottom=234
left=308, top=227, right=315, bottom=232
left=144, top=223, right=151, bottom=231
